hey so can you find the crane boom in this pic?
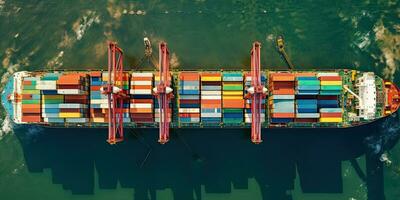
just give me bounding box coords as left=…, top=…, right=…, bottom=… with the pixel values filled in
left=154, top=42, right=173, bottom=144
left=249, top=42, right=266, bottom=144
left=103, top=42, right=126, bottom=144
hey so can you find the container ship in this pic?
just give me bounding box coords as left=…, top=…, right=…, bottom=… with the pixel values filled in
left=2, top=42, right=400, bottom=144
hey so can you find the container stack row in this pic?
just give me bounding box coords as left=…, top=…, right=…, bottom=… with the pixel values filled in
left=56, top=73, right=89, bottom=123
left=21, top=77, right=41, bottom=122
left=318, top=73, right=342, bottom=123
left=244, top=73, right=266, bottom=123
left=89, top=72, right=108, bottom=122
left=222, top=72, right=244, bottom=124
left=269, top=73, right=295, bottom=124
left=296, top=75, right=320, bottom=95
left=130, top=73, right=154, bottom=123
left=201, top=72, right=222, bottom=124
left=178, top=72, right=200, bottom=123
left=318, top=95, right=342, bottom=122
left=154, top=74, right=172, bottom=123
left=318, top=73, right=342, bottom=95
left=39, top=73, right=63, bottom=123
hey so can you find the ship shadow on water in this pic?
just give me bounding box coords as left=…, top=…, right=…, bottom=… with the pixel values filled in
left=13, top=113, right=400, bottom=200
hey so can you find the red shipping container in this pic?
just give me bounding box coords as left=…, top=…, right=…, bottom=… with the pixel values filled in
left=320, top=113, right=342, bottom=118
left=180, top=99, right=200, bottom=104
left=271, top=113, right=295, bottom=118
left=22, top=116, right=41, bottom=122
left=64, top=99, right=88, bottom=104
left=272, top=81, right=295, bottom=88
left=65, top=95, right=87, bottom=100
left=58, top=85, right=83, bottom=89
left=179, top=113, right=200, bottom=118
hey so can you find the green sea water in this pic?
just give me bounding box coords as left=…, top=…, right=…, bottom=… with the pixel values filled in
left=0, top=1, right=400, bottom=200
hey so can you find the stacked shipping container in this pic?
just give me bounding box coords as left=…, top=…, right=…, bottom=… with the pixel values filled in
left=318, top=73, right=343, bottom=123
left=40, top=73, right=63, bottom=123
left=154, top=73, right=172, bottom=123
left=222, top=72, right=244, bottom=124
left=21, top=77, right=41, bottom=122
left=269, top=73, right=295, bottom=123
left=244, top=72, right=266, bottom=123
left=201, top=72, right=222, bottom=124
left=89, top=72, right=108, bottom=122
left=130, top=73, right=154, bottom=123
left=295, top=74, right=320, bottom=122
left=178, top=72, right=200, bottom=123
left=56, top=73, right=89, bottom=123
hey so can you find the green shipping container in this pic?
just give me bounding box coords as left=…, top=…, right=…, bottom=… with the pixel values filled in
left=22, top=100, right=40, bottom=104
left=223, top=108, right=243, bottom=113
left=223, top=118, right=243, bottom=123
left=223, top=85, right=243, bottom=91
left=23, top=85, right=37, bottom=90
left=297, top=80, right=320, bottom=86
left=42, top=99, right=64, bottom=104
left=321, top=85, right=342, bottom=90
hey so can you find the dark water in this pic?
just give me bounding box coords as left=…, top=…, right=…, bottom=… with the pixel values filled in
left=0, top=1, right=400, bottom=200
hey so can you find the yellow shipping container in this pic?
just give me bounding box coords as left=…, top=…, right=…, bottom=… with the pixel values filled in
left=223, top=95, right=243, bottom=100
left=320, top=81, right=342, bottom=85
left=42, top=95, right=64, bottom=100
left=222, top=82, right=242, bottom=86
left=92, top=118, right=106, bottom=123
left=223, top=91, right=243, bottom=96
left=320, top=117, right=342, bottom=123
left=22, top=90, right=40, bottom=94
left=201, top=76, right=221, bottom=81
left=59, top=112, right=82, bottom=118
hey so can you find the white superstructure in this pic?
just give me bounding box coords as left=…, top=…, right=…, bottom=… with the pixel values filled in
left=355, top=72, right=377, bottom=120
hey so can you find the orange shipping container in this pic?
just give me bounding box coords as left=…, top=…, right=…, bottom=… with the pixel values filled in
left=319, top=76, right=342, bottom=81
left=272, top=89, right=295, bottom=95
left=58, top=75, right=82, bottom=85
left=222, top=99, right=244, bottom=108
left=131, top=76, right=153, bottom=81
left=295, top=72, right=316, bottom=77
left=201, top=72, right=221, bottom=77
left=180, top=73, right=199, bottom=81
left=271, top=113, right=295, bottom=118
left=89, top=71, right=102, bottom=77
left=23, top=81, right=32, bottom=85
left=22, top=108, right=41, bottom=113
left=22, top=104, right=40, bottom=109
left=131, top=85, right=152, bottom=90
left=22, top=94, right=33, bottom=99
left=91, top=86, right=102, bottom=91
left=130, top=108, right=153, bottom=113
left=201, top=99, right=221, bottom=104
left=201, top=103, right=222, bottom=108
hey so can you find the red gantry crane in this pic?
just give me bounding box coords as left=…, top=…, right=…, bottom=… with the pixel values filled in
left=102, top=42, right=127, bottom=144
left=246, top=42, right=267, bottom=144
left=153, top=42, right=173, bottom=144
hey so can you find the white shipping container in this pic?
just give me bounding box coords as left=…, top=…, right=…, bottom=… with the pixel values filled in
left=201, top=91, right=221, bottom=95
left=317, top=72, right=339, bottom=77
left=59, top=103, right=87, bottom=109
left=57, top=89, right=85, bottom=95
left=201, top=113, right=222, bottom=118
left=244, top=114, right=265, bottom=118
left=179, top=108, right=200, bottom=113
left=90, top=99, right=108, bottom=104
left=182, top=86, right=200, bottom=90
left=132, top=72, right=153, bottom=77
left=36, top=84, right=57, bottom=90
left=130, top=103, right=152, bottom=109
left=130, top=89, right=152, bottom=95
left=130, top=81, right=152, bottom=85
left=201, top=95, right=222, bottom=100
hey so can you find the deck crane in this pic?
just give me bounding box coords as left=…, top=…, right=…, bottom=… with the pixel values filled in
left=153, top=42, right=174, bottom=144
left=246, top=42, right=267, bottom=144
left=101, top=42, right=127, bottom=144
